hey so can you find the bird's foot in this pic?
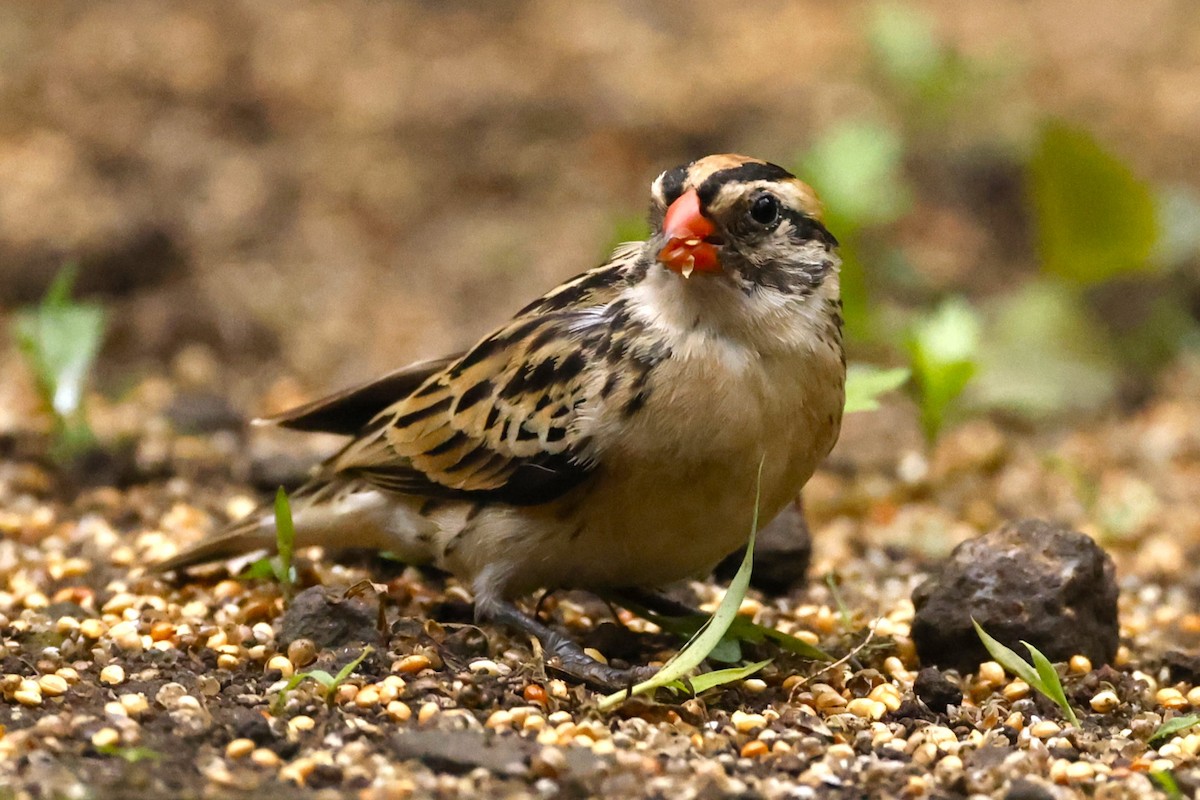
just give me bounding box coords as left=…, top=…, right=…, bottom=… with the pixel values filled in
left=478, top=597, right=657, bottom=692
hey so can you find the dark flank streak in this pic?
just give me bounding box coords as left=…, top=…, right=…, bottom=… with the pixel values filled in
left=394, top=396, right=453, bottom=429
left=455, top=379, right=494, bottom=413
left=424, top=431, right=469, bottom=457
left=623, top=390, right=648, bottom=417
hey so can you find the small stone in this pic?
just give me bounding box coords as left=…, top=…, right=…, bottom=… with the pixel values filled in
left=911, top=519, right=1119, bottom=672
left=915, top=667, right=962, bottom=713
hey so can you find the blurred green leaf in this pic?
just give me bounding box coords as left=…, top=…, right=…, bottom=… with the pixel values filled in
left=1029, top=122, right=1159, bottom=286
left=972, top=281, right=1116, bottom=417
left=1153, top=184, right=1200, bottom=269
left=1151, top=715, right=1200, bottom=745
left=906, top=297, right=980, bottom=440
left=14, top=266, right=105, bottom=420
left=845, top=363, right=911, bottom=413
left=12, top=265, right=106, bottom=459
left=273, top=487, right=297, bottom=601
left=868, top=2, right=942, bottom=88
left=1151, top=770, right=1185, bottom=800
left=800, top=120, right=911, bottom=233
left=604, top=214, right=651, bottom=257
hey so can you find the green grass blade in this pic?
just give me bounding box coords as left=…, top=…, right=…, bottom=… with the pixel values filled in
left=666, top=660, right=772, bottom=695
left=726, top=617, right=832, bottom=661
left=1151, top=714, right=1200, bottom=745
left=598, top=461, right=766, bottom=711
left=844, top=364, right=911, bottom=413
left=273, top=487, right=297, bottom=599
left=972, top=619, right=1043, bottom=690
left=1023, top=640, right=1079, bottom=726
left=1150, top=770, right=1184, bottom=800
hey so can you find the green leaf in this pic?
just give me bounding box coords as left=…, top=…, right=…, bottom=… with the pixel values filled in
left=1023, top=640, right=1079, bottom=726
left=1151, top=714, right=1200, bottom=745
left=974, top=620, right=1080, bottom=726
left=598, top=460, right=766, bottom=711
left=907, top=298, right=981, bottom=440
left=12, top=265, right=107, bottom=459
left=1029, top=121, right=1159, bottom=286
left=800, top=119, right=911, bottom=233
left=273, top=487, right=297, bottom=600
left=96, top=744, right=163, bottom=763
left=239, top=558, right=278, bottom=580
left=727, top=617, right=831, bottom=662
left=868, top=3, right=942, bottom=88
left=665, top=660, right=772, bottom=696
left=844, top=364, right=911, bottom=413
left=971, top=281, right=1117, bottom=418
left=271, top=646, right=373, bottom=715
left=972, top=620, right=1042, bottom=691
left=1151, top=769, right=1184, bottom=800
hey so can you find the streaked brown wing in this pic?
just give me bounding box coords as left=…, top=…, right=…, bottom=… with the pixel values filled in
left=258, top=356, right=458, bottom=435
left=329, top=310, right=601, bottom=506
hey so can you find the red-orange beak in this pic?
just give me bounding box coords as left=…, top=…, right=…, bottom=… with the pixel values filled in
left=657, top=189, right=720, bottom=278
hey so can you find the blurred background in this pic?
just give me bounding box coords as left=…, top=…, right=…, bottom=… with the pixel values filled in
left=3, top=0, right=1200, bottom=432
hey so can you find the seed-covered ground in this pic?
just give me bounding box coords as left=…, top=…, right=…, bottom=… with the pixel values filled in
left=2, top=355, right=1200, bottom=799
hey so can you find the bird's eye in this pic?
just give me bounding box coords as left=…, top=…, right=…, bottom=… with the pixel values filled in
left=749, top=193, right=780, bottom=226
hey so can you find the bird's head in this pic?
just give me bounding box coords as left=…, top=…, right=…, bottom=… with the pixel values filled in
left=649, top=155, right=838, bottom=297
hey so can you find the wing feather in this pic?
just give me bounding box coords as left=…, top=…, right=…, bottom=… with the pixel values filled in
left=324, top=252, right=651, bottom=505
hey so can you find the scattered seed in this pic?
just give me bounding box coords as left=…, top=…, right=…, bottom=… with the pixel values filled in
left=1091, top=690, right=1120, bottom=713
left=91, top=728, right=120, bottom=749
left=226, top=738, right=255, bottom=759
left=740, top=740, right=769, bottom=758
left=99, top=665, right=126, bottom=686
left=395, top=654, right=431, bottom=674
left=37, top=674, right=69, bottom=697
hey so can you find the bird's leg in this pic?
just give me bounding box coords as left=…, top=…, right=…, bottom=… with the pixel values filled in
left=613, top=587, right=704, bottom=620
left=476, top=597, right=656, bottom=692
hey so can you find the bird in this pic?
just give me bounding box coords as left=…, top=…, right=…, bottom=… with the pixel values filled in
left=157, top=154, right=846, bottom=689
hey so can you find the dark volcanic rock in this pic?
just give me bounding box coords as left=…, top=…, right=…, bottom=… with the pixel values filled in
left=913, top=667, right=963, bottom=713
left=277, top=586, right=379, bottom=650
left=911, top=519, right=1119, bottom=672
left=713, top=498, right=811, bottom=594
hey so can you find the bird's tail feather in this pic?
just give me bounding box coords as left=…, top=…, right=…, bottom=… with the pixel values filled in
left=151, top=478, right=438, bottom=574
